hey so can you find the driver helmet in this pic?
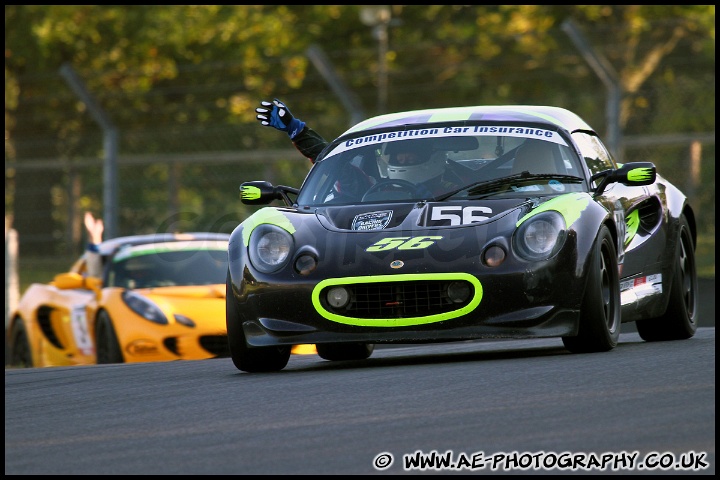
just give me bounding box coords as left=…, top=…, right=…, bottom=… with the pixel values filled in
left=386, top=140, right=445, bottom=184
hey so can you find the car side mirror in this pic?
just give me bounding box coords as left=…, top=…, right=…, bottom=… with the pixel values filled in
left=593, top=162, right=656, bottom=195
left=240, top=181, right=299, bottom=206
left=53, top=272, right=102, bottom=294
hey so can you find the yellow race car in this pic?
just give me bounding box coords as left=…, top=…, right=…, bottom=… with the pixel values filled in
left=7, top=233, right=233, bottom=367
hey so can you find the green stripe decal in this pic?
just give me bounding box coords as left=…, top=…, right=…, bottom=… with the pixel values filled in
left=514, top=108, right=567, bottom=129
left=241, top=185, right=261, bottom=201
left=625, top=209, right=639, bottom=245
left=312, top=273, right=483, bottom=327
left=113, top=242, right=228, bottom=262
left=628, top=167, right=653, bottom=182
left=516, top=192, right=590, bottom=228
left=346, top=111, right=426, bottom=133
left=242, top=207, right=296, bottom=246
left=428, top=108, right=474, bottom=122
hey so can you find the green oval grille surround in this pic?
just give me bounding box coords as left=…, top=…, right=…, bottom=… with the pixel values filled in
left=312, top=273, right=483, bottom=327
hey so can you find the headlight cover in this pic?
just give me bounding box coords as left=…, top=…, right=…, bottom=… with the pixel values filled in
left=249, top=224, right=294, bottom=273
left=513, top=211, right=567, bottom=261
left=121, top=290, right=169, bottom=325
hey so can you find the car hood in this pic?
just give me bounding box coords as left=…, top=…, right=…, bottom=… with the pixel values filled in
left=132, top=285, right=227, bottom=330
left=134, top=284, right=226, bottom=299
left=314, top=197, right=536, bottom=231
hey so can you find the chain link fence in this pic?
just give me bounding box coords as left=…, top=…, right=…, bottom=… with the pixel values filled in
left=5, top=32, right=715, bottom=294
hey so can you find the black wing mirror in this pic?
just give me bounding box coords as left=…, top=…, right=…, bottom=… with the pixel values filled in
left=240, top=181, right=299, bottom=206
left=593, top=162, right=656, bottom=195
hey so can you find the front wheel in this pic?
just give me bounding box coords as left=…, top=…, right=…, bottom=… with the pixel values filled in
left=226, top=273, right=290, bottom=373
left=636, top=214, right=698, bottom=341
left=563, top=225, right=621, bottom=353
left=95, top=310, right=124, bottom=364
left=316, top=343, right=375, bottom=361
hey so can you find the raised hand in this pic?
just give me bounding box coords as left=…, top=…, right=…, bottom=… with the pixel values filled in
left=255, top=98, right=306, bottom=139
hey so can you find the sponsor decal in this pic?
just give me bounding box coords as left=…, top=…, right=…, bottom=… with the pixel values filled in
left=71, top=304, right=94, bottom=356
left=390, top=260, right=404, bottom=269
left=620, top=273, right=662, bottom=292
left=511, top=184, right=543, bottom=192
left=326, top=126, right=568, bottom=157
left=548, top=180, right=565, bottom=192
left=352, top=210, right=393, bottom=231
left=620, top=274, right=662, bottom=305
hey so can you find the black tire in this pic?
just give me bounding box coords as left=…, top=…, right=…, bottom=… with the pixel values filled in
left=316, top=343, right=375, bottom=361
left=563, top=225, right=621, bottom=353
left=226, top=272, right=290, bottom=373
left=95, top=310, right=124, bottom=364
left=636, top=215, right=698, bottom=341
left=8, top=320, right=33, bottom=368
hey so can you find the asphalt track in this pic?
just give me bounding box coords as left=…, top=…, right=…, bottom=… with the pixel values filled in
left=4, top=279, right=715, bottom=475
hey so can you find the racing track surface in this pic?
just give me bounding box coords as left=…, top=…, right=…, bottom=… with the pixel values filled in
left=5, top=280, right=716, bottom=475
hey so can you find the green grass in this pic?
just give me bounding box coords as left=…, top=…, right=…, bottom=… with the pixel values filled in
left=695, top=233, right=715, bottom=279
left=16, top=256, right=77, bottom=295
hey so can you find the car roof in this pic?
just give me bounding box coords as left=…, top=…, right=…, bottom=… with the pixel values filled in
left=342, top=105, right=595, bottom=136
left=97, top=232, right=230, bottom=257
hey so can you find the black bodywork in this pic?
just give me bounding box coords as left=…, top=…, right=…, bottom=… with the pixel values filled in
left=227, top=106, right=697, bottom=372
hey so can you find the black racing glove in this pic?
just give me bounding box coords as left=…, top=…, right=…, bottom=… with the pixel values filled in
left=255, top=98, right=306, bottom=139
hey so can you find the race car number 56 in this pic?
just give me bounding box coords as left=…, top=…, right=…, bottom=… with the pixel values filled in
left=431, top=206, right=492, bottom=225
left=367, top=236, right=443, bottom=252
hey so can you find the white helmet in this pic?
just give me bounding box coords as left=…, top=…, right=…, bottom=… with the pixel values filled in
left=386, top=142, right=445, bottom=184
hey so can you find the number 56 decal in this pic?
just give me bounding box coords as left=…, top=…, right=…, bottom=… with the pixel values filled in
left=431, top=205, right=492, bottom=225
left=366, top=236, right=443, bottom=252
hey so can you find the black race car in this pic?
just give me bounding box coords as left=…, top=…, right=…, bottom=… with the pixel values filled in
left=227, top=105, right=698, bottom=372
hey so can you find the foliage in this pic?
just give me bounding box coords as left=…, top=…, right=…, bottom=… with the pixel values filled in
left=4, top=5, right=715, bottom=258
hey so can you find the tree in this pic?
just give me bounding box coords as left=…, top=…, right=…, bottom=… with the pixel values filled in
left=5, top=6, right=714, bottom=254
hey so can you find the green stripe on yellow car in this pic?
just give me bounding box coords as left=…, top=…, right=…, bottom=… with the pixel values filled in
left=242, top=207, right=296, bottom=246
left=312, top=273, right=483, bottom=327
left=113, top=242, right=228, bottom=262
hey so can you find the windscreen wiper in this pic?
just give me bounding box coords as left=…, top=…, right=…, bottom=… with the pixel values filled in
left=434, top=172, right=584, bottom=201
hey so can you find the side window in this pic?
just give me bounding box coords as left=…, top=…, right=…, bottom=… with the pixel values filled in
left=571, top=132, right=616, bottom=183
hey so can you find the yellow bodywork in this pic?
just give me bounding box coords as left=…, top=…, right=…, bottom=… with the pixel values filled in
left=10, top=274, right=315, bottom=367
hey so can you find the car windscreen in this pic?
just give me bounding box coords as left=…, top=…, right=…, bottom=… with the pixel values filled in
left=107, top=241, right=228, bottom=289
left=296, top=125, right=585, bottom=206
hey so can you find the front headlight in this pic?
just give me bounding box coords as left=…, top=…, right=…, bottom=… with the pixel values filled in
left=249, top=224, right=294, bottom=273
left=121, top=290, right=169, bottom=325
left=513, top=211, right=567, bottom=261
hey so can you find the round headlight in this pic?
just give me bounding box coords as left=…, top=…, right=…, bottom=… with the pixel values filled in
left=249, top=225, right=294, bottom=273
left=514, top=211, right=566, bottom=261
